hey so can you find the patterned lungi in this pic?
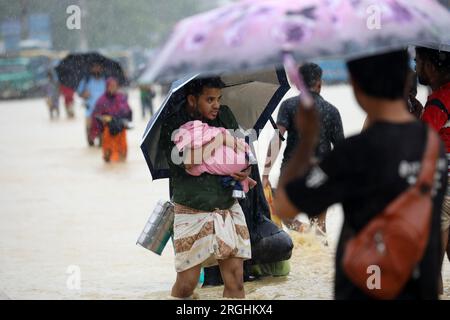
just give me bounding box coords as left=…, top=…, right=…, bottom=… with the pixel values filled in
left=173, top=202, right=251, bottom=273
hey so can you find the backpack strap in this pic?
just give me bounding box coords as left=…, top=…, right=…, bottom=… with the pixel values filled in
left=426, top=98, right=449, bottom=120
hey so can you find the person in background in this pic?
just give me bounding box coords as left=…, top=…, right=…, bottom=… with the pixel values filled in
left=77, top=63, right=107, bottom=146
left=140, top=84, right=156, bottom=119
left=90, top=77, right=132, bottom=163
left=46, top=70, right=60, bottom=120
left=263, top=63, right=344, bottom=235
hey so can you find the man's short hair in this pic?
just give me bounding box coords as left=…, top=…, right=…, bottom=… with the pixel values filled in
left=185, top=77, right=225, bottom=97
left=347, top=50, right=409, bottom=100
left=299, top=63, right=323, bottom=89
left=416, top=46, right=450, bottom=73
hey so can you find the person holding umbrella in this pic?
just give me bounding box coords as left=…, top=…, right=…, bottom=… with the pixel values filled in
left=77, top=63, right=107, bottom=146
left=159, top=77, right=252, bottom=299
left=274, top=50, right=447, bottom=299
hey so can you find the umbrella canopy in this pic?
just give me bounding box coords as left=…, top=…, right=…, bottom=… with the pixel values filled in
left=55, top=52, right=128, bottom=90
left=142, top=0, right=450, bottom=84
left=141, top=68, right=289, bottom=180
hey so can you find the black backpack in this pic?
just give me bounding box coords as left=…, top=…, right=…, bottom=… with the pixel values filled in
left=203, top=165, right=294, bottom=286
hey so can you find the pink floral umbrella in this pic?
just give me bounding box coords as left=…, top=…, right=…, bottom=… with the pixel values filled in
left=142, top=0, right=450, bottom=92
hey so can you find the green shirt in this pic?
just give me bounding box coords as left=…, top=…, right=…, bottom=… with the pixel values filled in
left=159, top=104, right=240, bottom=211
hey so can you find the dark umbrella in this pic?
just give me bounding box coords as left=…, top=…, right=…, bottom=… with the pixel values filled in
left=140, top=68, right=290, bottom=180
left=55, top=52, right=128, bottom=90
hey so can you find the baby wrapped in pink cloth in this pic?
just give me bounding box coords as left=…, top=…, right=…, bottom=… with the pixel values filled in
left=174, top=120, right=257, bottom=193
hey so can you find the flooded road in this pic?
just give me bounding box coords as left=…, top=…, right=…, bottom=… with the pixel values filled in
left=0, top=86, right=449, bottom=299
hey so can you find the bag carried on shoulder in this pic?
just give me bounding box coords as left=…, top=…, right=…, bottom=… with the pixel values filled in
left=342, top=128, right=439, bottom=299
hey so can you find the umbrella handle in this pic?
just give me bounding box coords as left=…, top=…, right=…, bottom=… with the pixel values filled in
left=283, top=53, right=314, bottom=109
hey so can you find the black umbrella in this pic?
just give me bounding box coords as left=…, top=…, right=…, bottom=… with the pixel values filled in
left=55, top=52, right=128, bottom=90
left=140, top=68, right=290, bottom=180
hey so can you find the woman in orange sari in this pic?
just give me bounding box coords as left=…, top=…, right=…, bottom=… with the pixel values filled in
left=90, top=78, right=132, bottom=162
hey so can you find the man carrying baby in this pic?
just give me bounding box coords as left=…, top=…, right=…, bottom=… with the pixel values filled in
left=159, top=77, right=252, bottom=299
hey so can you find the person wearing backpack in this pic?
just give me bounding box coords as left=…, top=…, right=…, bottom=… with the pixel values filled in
left=274, top=50, right=447, bottom=299
left=415, top=46, right=450, bottom=294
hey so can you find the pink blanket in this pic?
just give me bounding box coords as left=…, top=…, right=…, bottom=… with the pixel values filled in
left=174, top=120, right=256, bottom=192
